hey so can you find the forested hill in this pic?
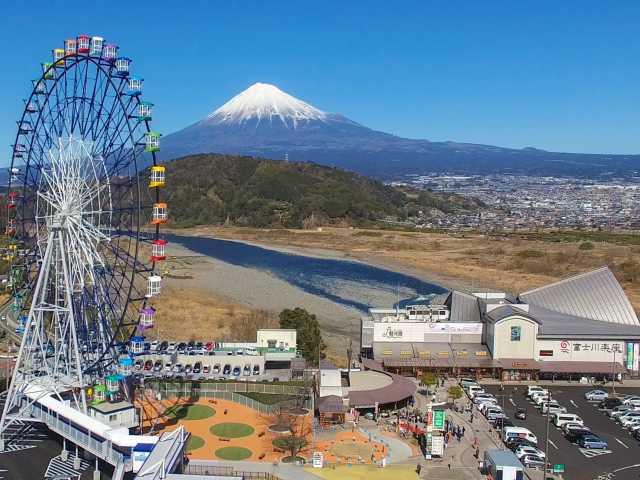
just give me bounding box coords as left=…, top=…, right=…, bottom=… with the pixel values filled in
left=158, top=154, right=483, bottom=228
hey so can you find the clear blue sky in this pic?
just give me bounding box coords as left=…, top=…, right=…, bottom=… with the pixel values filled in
left=2, top=0, right=639, bottom=163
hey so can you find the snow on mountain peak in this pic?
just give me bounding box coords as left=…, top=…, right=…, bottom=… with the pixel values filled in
left=207, top=82, right=328, bottom=128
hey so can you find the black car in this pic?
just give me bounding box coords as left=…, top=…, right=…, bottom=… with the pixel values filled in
left=143, top=342, right=151, bottom=353
left=565, top=428, right=591, bottom=443
left=633, top=429, right=640, bottom=442
left=196, top=342, right=204, bottom=352
left=515, top=407, right=527, bottom=420
left=493, top=418, right=514, bottom=431
left=223, top=364, right=231, bottom=375
left=159, top=341, right=168, bottom=352
left=506, top=437, right=538, bottom=451
left=193, top=362, right=202, bottom=374
left=599, top=397, right=622, bottom=410
left=177, top=342, right=187, bottom=353
left=187, top=341, right=195, bottom=351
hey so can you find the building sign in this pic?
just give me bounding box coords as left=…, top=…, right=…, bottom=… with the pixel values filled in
left=634, top=344, right=639, bottom=373
left=433, top=410, right=445, bottom=430
left=381, top=326, right=403, bottom=338
left=627, top=343, right=634, bottom=371
left=537, top=340, right=625, bottom=362
left=373, top=322, right=482, bottom=342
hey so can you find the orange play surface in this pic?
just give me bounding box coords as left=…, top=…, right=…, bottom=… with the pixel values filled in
left=137, top=397, right=385, bottom=464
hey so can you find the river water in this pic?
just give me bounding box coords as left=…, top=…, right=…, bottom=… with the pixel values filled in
left=168, top=234, right=446, bottom=312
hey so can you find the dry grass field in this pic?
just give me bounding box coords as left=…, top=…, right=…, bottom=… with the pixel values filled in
left=173, top=226, right=640, bottom=310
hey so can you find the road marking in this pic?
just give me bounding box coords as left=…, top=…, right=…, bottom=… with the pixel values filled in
left=548, top=439, right=559, bottom=450
left=570, top=400, right=580, bottom=409
left=579, top=448, right=612, bottom=458
left=615, top=437, right=630, bottom=449
left=509, top=398, right=515, bottom=406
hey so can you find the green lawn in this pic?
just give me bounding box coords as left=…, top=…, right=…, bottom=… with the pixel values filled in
left=164, top=404, right=216, bottom=421
left=209, top=422, right=255, bottom=438
left=215, top=446, right=253, bottom=460
left=186, top=435, right=205, bottom=452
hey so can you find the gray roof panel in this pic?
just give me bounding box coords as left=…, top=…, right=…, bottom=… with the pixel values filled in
left=520, top=267, right=638, bottom=326
left=449, top=291, right=482, bottom=323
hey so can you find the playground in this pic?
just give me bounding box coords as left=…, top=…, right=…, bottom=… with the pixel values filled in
left=137, top=396, right=386, bottom=465
left=137, top=396, right=313, bottom=462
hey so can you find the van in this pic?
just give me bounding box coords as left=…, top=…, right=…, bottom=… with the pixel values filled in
left=503, top=427, right=538, bottom=445
left=460, top=378, right=477, bottom=389
left=553, top=413, right=583, bottom=428
left=527, top=386, right=546, bottom=397
left=467, top=385, right=485, bottom=398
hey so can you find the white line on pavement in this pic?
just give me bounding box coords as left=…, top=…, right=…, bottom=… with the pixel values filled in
left=615, top=438, right=630, bottom=449
left=570, top=400, right=579, bottom=409
left=509, top=398, right=515, bottom=406
left=548, top=439, right=559, bottom=450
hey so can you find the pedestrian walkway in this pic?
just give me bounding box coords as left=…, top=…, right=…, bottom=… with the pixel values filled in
left=187, top=459, right=324, bottom=480
left=44, top=453, right=91, bottom=479
left=357, top=427, right=413, bottom=463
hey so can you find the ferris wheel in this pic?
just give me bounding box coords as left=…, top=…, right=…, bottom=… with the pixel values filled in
left=0, top=35, right=167, bottom=436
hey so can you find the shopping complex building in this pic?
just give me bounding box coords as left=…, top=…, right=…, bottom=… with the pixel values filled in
left=361, top=266, right=640, bottom=381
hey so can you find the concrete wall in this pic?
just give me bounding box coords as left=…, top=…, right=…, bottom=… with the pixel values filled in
left=490, top=316, right=538, bottom=359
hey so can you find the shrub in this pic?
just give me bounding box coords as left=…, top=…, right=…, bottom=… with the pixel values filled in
left=448, top=386, right=463, bottom=400
left=579, top=241, right=594, bottom=250
left=516, top=249, right=544, bottom=259
left=421, top=372, right=438, bottom=386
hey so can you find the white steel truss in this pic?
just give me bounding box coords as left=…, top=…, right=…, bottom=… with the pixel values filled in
left=0, top=137, right=113, bottom=442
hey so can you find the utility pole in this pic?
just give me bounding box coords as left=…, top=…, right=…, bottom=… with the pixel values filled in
left=612, top=348, right=616, bottom=396
left=543, top=393, right=551, bottom=480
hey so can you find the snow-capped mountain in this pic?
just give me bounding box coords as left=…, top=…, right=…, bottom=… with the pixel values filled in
left=207, top=83, right=328, bottom=128
left=160, top=83, right=639, bottom=178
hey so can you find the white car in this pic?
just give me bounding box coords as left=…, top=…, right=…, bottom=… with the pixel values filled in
left=562, top=422, right=590, bottom=435
left=515, top=445, right=546, bottom=460
left=478, top=401, right=499, bottom=413
left=541, top=404, right=567, bottom=415
left=622, top=396, right=640, bottom=405
left=584, top=390, right=608, bottom=401
left=622, top=417, right=640, bottom=429
left=628, top=423, right=640, bottom=433
left=533, top=395, right=550, bottom=406
left=617, top=412, right=640, bottom=424
left=473, top=394, right=496, bottom=404
left=529, top=388, right=549, bottom=399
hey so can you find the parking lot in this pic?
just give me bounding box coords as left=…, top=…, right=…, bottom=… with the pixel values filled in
left=484, top=385, right=640, bottom=480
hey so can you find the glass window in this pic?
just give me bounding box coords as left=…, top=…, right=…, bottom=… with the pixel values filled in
left=511, top=326, right=521, bottom=342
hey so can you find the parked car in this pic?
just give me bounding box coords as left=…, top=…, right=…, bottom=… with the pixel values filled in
left=514, top=446, right=546, bottom=459
left=634, top=429, right=640, bottom=442
left=177, top=342, right=187, bottom=353
left=153, top=360, right=163, bottom=372
left=473, top=393, right=496, bottom=404
left=541, top=403, right=567, bottom=415
left=527, top=386, right=547, bottom=398
left=173, top=363, right=183, bottom=373
left=565, top=428, right=592, bottom=444
left=232, top=366, right=241, bottom=376
left=164, top=362, right=172, bottom=373
left=243, top=364, right=251, bottom=375
left=617, top=412, right=640, bottom=425
left=562, top=422, right=590, bottom=435
left=578, top=434, right=608, bottom=450
left=459, top=378, right=477, bottom=388
left=609, top=405, right=634, bottom=418
left=144, top=360, right=153, bottom=371
left=493, top=418, right=514, bottom=431
left=599, top=397, right=622, bottom=410
left=506, top=438, right=537, bottom=452
left=223, top=364, right=231, bottom=375
left=134, top=360, right=143, bottom=371
left=253, top=364, right=260, bottom=375
left=203, top=365, right=210, bottom=375
left=585, top=389, right=609, bottom=401
left=205, top=342, right=214, bottom=351
left=167, top=341, right=177, bottom=352
left=150, top=340, right=159, bottom=350
left=184, top=364, right=193, bottom=374
left=553, top=413, right=583, bottom=428
left=521, top=454, right=546, bottom=469
left=213, top=364, right=221, bottom=374
left=193, top=362, right=202, bottom=374
left=159, top=341, right=168, bottom=352
left=515, top=407, right=527, bottom=420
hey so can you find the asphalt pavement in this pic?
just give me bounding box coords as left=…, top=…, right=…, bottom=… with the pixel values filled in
left=485, top=385, right=640, bottom=480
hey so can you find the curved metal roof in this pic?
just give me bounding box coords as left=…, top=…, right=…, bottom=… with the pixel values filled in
left=520, top=266, right=638, bottom=326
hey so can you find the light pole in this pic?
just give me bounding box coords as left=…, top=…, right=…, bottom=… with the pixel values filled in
left=612, top=348, right=616, bottom=396
left=543, top=394, right=551, bottom=480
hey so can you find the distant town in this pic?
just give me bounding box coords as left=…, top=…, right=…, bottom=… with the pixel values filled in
left=393, top=174, right=640, bottom=232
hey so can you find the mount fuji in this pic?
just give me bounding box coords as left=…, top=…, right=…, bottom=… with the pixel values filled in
left=161, top=83, right=640, bottom=179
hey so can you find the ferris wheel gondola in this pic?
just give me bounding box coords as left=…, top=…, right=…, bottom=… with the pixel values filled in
left=0, top=34, right=168, bottom=441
